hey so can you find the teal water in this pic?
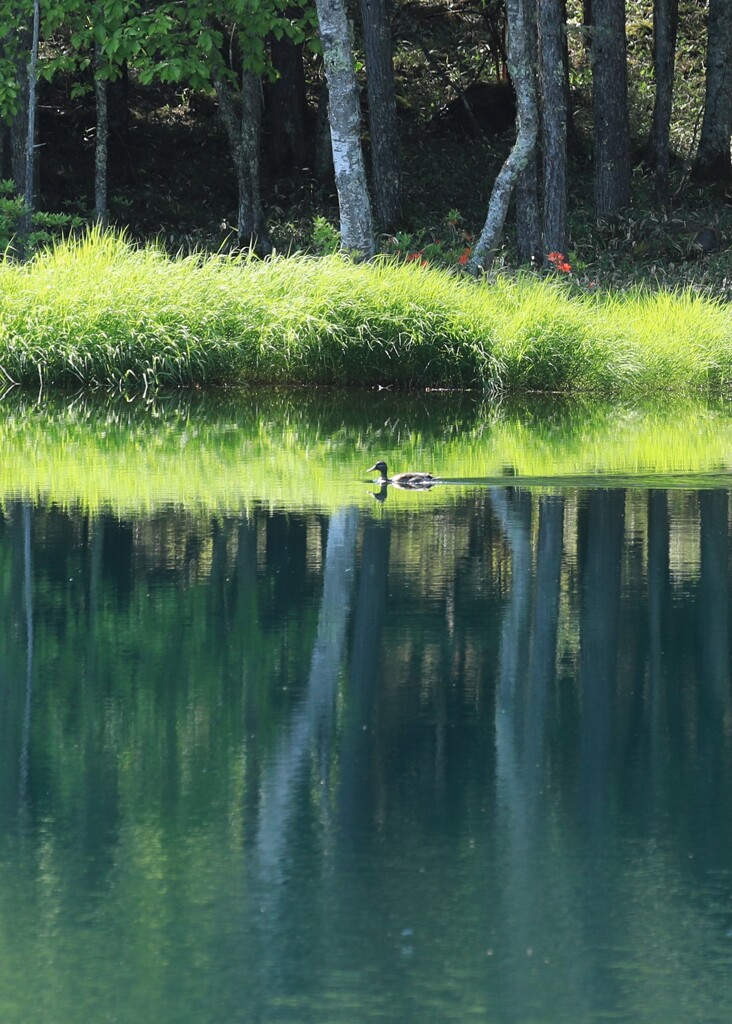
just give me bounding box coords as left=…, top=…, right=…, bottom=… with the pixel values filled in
left=0, top=412, right=731, bottom=1022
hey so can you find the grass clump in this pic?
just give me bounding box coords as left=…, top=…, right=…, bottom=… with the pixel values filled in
left=0, top=228, right=731, bottom=395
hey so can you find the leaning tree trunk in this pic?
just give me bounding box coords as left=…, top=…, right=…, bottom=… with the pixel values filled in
left=539, top=0, right=568, bottom=256
left=590, top=0, right=631, bottom=216
left=694, top=0, right=732, bottom=181
left=516, top=0, right=541, bottom=263
left=468, top=0, right=539, bottom=273
left=360, top=0, right=402, bottom=230
left=211, top=63, right=271, bottom=255
left=650, top=0, right=678, bottom=204
left=315, top=0, right=375, bottom=257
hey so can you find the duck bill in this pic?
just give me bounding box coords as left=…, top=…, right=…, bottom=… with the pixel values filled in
left=367, top=465, right=380, bottom=473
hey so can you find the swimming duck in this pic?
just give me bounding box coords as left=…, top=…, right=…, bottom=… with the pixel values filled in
left=367, top=461, right=436, bottom=487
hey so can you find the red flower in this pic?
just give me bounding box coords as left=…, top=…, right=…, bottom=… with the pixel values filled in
left=406, top=249, right=425, bottom=262
left=547, top=251, right=572, bottom=273
left=458, top=247, right=472, bottom=265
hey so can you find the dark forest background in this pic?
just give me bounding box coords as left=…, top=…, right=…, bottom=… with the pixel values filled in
left=0, top=0, right=730, bottom=280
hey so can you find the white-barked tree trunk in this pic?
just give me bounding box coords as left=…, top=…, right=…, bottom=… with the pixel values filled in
left=315, top=0, right=375, bottom=257
left=467, top=0, right=539, bottom=273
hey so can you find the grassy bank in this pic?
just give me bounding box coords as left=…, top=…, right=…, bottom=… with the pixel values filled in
left=1, top=230, right=732, bottom=394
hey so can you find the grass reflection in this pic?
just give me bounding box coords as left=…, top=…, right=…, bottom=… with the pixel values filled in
left=0, top=388, right=730, bottom=512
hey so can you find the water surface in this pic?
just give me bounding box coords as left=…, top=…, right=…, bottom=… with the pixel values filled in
left=0, top=391, right=731, bottom=1023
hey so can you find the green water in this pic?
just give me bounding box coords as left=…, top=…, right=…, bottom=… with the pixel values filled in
left=0, top=392, right=731, bottom=1023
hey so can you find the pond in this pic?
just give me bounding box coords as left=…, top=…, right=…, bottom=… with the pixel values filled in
left=0, top=389, right=731, bottom=1024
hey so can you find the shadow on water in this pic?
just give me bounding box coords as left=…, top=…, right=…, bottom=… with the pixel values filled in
left=0, top=391, right=730, bottom=1022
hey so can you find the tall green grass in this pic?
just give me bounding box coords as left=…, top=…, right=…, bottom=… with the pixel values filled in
left=0, top=228, right=731, bottom=393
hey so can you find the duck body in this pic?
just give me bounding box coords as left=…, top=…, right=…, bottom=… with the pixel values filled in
left=367, top=460, right=436, bottom=488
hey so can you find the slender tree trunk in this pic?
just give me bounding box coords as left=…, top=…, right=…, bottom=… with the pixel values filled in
left=239, top=69, right=270, bottom=253
left=468, top=0, right=539, bottom=273
left=211, top=63, right=271, bottom=255
left=694, top=0, right=732, bottom=181
left=516, top=157, right=541, bottom=263
left=19, top=0, right=40, bottom=246
left=315, top=0, right=375, bottom=257
left=516, top=0, right=541, bottom=263
left=590, top=0, right=631, bottom=216
left=650, top=0, right=678, bottom=204
left=360, top=0, right=402, bottom=230
left=539, top=0, right=568, bottom=255
left=94, top=41, right=109, bottom=225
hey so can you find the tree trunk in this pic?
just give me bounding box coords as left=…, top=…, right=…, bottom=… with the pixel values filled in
left=694, top=0, right=732, bottom=181
left=516, top=158, right=541, bottom=262
left=360, top=0, right=402, bottom=230
left=212, top=63, right=271, bottom=255
left=315, top=0, right=375, bottom=257
left=94, top=41, right=109, bottom=225
left=516, top=0, right=541, bottom=263
left=650, top=0, right=678, bottom=204
left=590, top=0, right=631, bottom=217
left=539, top=0, right=568, bottom=256
left=468, top=0, right=539, bottom=273
left=19, top=0, right=40, bottom=246
left=267, top=31, right=307, bottom=172
left=239, top=69, right=270, bottom=253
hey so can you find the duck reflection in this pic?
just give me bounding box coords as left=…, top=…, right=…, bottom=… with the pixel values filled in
left=370, top=478, right=437, bottom=502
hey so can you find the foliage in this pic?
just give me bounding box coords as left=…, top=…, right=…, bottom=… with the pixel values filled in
left=381, top=210, right=475, bottom=268
left=35, top=0, right=316, bottom=94
left=0, top=0, right=726, bottom=287
left=0, top=180, right=84, bottom=254
left=310, top=215, right=340, bottom=255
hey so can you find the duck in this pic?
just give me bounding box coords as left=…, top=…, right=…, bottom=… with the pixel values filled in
left=367, top=460, right=436, bottom=487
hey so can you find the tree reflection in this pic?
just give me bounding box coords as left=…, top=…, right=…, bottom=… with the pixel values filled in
left=0, top=486, right=729, bottom=1022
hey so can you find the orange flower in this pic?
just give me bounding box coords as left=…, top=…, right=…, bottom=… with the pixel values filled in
left=547, top=251, right=572, bottom=273
left=458, top=247, right=472, bottom=265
